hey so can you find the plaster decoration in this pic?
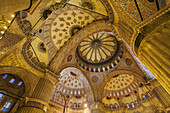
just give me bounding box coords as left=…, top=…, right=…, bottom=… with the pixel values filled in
left=102, top=97, right=119, bottom=106
left=0, top=48, right=25, bottom=67
left=55, top=67, right=85, bottom=96
left=104, top=74, right=135, bottom=91
left=51, top=91, right=65, bottom=106
left=22, top=39, right=47, bottom=72
left=117, top=0, right=156, bottom=22
left=43, top=4, right=106, bottom=60
left=109, top=0, right=138, bottom=26
left=103, top=74, right=140, bottom=97
left=0, top=32, right=24, bottom=59
left=52, top=67, right=94, bottom=105
left=75, top=31, right=123, bottom=72
left=125, top=58, right=132, bottom=65
left=79, top=0, right=96, bottom=10
left=49, top=20, right=120, bottom=73
left=68, top=96, right=88, bottom=109
left=77, top=31, right=117, bottom=63
left=122, top=94, right=137, bottom=104
left=69, top=0, right=107, bottom=15
left=67, top=54, right=73, bottom=62
left=92, top=76, right=98, bottom=83
left=137, top=0, right=157, bottom=11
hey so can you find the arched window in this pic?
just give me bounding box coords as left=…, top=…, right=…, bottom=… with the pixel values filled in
left=131, top=103, right=135, bottom=107
left=52, top=94, right=55, bottom=100
left=115, top=104, right=118, bottom=109
left=143, top=95, right=146, bottom=100
left=74, top=103, right=77, bottom=108
left=127, top=104, right=130, bottom=108
left=0, top=93, right=4, bottom=101
left=136, top=101, right=139, bottom=105
left=17, top=81, right=23, bottom=86
left=3, top=74, right=8, bottom=79
left=9, top=78, right=15, bottom=84
left=78, top=103, right=81, bottom=108
left=1, top=101, right=13, bottom=112
left=0, top=73, right=25, bottom=112
left=110, top=104, right=113, bottom=109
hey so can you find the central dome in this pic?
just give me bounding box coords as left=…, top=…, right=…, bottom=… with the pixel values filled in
left=77, top=31, right=118, bottom=64
left=76, top=31, right=123, bottom=72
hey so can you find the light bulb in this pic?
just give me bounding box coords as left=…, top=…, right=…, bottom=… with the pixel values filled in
left=11, top=14, right=15, bottom=17
left=4, top=26, right=7, bottom=29
left=8, top=20, right=11, bottom=23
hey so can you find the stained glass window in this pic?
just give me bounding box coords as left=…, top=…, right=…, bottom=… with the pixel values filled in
left=74, top=104, right=77, bottom=108
left=0, top=93, right=4, bottom=101
left=1, top=101, right=12, bottom=112
left=17, top=81, right=23, bottom=86
left=9, top=78, right=15, bottom=84
left=115, top=104, right=118, bottom=109
left=3, top=74, right=8, bottom=79
left=132, top=103, right=135, bottom=107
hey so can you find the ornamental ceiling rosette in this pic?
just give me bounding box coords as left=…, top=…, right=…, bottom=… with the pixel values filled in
left=76, top=31, right=123, bottom=72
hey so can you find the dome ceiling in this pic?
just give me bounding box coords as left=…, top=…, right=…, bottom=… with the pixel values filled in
left=54, top=67, right=87, bottom=96
left=103, top=74, right=139, bottom=97
left=56, top=67, right=85, bottom=96
left=104, top=74, right=134, bottom=91
left=77, top=31, right=117, bottom=64
left=75, top=31, right=123, bottom=72
left=43, top=4, right=106, bottom=59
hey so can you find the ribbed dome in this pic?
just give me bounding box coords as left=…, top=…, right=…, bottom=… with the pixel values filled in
left=77, top=31, right=118, bottom=64
left=76, top=31, right=123, bottom=72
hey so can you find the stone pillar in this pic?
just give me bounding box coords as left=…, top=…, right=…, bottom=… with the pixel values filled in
left=131, top=7, right=170, bottom=94
left=153, top=85, right=170, bottom=110
left=138, top=20, right=170, bottom=94
left=90, top=102, right=104, bottom=113
left=17, top=70, right=58, bottom=113
left=0, top=0, right=31, bottom=14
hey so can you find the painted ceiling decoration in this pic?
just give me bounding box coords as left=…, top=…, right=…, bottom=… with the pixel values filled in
left=22, top=37, right=48, bottom=72
left=52, top=67, right=94, bottom=105
left=103, top=74, right=139, bottom=97
left=117, top=0, right=156, bottom=22
left=101, top=73, right=153, bottom=110
left=68, top=96, right=88, bottom=109
left=54, top=67, right=85, bottom=96
left=16, top=1, right=59, bottom=36
left=68, top=0, right=107, bottom=15
left=75, top=31, right=123, bottom=72
left=42, top=4, right=107, bottom=60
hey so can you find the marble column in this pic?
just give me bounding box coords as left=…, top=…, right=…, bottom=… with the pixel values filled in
left=16, top=70, right=58, bottom=113
left=138, top=20, right=170, bottom=94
